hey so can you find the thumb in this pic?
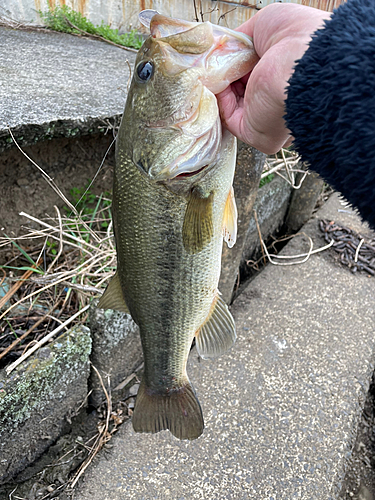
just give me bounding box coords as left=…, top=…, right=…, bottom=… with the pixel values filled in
left=216, top=85, right=245, bottom=141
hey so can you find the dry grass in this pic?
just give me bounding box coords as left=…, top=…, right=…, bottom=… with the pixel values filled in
left=261, top=148, right=308, bottom=188
left=0, top=202, right=115, bottom=368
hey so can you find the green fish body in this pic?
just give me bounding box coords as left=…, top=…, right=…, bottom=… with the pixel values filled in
left=99, top=10, right=257, bottom=440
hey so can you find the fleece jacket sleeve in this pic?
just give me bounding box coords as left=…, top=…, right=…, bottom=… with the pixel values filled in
left=285, top=0, right=375, bottom=228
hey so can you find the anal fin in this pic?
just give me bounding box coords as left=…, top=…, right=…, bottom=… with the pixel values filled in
left=98, top=272, right=130, bottom=313
left=195, top=293, right=236, bottom=359
left=183, top=189, right=214, bottom=254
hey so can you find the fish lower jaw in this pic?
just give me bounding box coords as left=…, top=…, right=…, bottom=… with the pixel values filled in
left=157, top=162, right=216, bottom=194
left=174, top=164, right=208, bottom=179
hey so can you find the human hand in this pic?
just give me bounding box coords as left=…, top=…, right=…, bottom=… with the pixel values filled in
left=217, top=3, right=331, bottom=154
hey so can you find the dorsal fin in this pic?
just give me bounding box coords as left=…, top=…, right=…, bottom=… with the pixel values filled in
left=98, top=272, right=130, bottom=314
left=195, top=293, right=236, bottom=358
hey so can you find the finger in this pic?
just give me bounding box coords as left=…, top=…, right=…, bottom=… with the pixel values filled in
left=216, top=86, right=245, bottom=139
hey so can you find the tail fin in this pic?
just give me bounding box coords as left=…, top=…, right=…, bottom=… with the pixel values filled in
left=132, top=378, right=204, bottom=440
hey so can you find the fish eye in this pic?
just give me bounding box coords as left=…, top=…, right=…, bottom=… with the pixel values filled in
left=136, top=61, right=154, bottom=82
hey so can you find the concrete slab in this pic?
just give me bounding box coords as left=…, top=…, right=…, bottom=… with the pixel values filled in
left=74, top=193, right=375, bottom=500
left=0, top=27, right=136, bottom=152
left=0, top=325, right=91, bottom=483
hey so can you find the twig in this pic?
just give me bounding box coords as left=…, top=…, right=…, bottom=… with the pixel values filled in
left=39, top=484, right=65, bottom=500
left=8, top=486, right=17, bottom=500
left=281, top=147, right=294, bottom=185
left=250, top=215, right=335, bottom=268
left=46, top=206, right=64, bottom=274
left=262, top=234, right=334, bottom=266
left=265, top=238, right=335, bottom=260
left=107, top=220, right=114, bottom=250
left=0, top=301, right=59, bottom=361
left=0, top=253, right=102, bottom=321
left=113, top=372, right=137, bottom=392
left=73, top=137, right=117, bottom=210
left=355, top=238, right=364, bottom=263
left=253, top=209, right=266, bottom=266
left=30, top=279, right=103, bottom=294
left=0, top=13, right=48, bottom=31
left=0, top=258, right=42, bottom=310
left=19, top=212, right=101, bottom=252
left=193, top=0, right=199, bottom=22
left=75, top=389, right=93, bottom=414
left=0, top=268, right=6, bottom=286
left=218, top=7, right=237, bottom=24
left=260, top=162, right=291, bottom=180
left=263, top=234, right=313, bottom=266
left=70, top=365, right=112, bottom=488
left=293, top=171, right=309, bottom=190
left=5, top=304, right=90, bottom=375
left=262, top=148, right=310, bottom=190
left=199, top=0, right=204, bottom=22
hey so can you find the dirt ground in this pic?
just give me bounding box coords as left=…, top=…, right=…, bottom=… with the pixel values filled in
left=0, top=133, right=115, bottom=245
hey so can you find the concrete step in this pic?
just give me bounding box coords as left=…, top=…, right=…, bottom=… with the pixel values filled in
left=0, top=26, right=136, bottom=153
left=74, top=193, right=375, bottom=500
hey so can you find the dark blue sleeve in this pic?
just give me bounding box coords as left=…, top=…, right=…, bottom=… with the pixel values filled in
left=285, top=0, right=375, bottom=228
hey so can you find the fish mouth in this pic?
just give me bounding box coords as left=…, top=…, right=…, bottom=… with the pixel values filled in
left=174, top=164, right=208, bottom=179
left=160, top=161, right=214, bottom=194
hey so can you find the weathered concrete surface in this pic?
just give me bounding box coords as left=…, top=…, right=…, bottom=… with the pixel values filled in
left=240, top=174, right=293, bottom=283
left=3, top=0, right=344, bottom=33
left=75, top=193, right=375, bottom=499
left=0, top=325, right=91, bottom=483
left=0, top=27, right=135, bottom=152
left=89, top=300, right=142, bottom=407
left=2, top=0, right=258, bottom=33
left=219, top=142, right=265, bottom=303
left=285, top=169, right=324, bottom=232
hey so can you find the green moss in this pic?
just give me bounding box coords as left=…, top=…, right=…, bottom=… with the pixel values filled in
left=259, top=173, right=275, bottom=188
left=0, top=326, right=91, bottom=429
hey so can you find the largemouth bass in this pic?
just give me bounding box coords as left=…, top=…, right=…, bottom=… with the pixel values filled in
left=99, top=10, right=256, bottom=440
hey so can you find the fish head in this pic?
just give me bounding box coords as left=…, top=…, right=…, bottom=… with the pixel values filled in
left=121, top=10, right=257, bottom=184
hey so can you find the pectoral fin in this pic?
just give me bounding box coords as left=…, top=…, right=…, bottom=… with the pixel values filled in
left=183, top=189, right=214, bottom=254
left=222, top=186, right=237, bottom=248
left=195, top=293, right=236, bottom=359
left=98, top=272, right=130, bottom=314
